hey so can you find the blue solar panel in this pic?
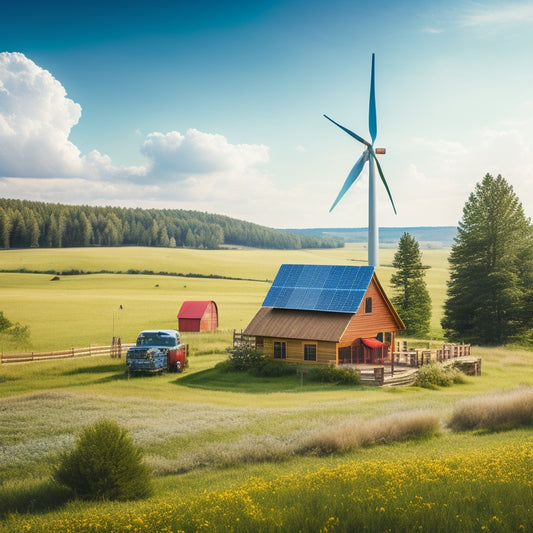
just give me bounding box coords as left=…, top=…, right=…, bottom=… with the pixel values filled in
left=262, top=264, right=375, bottom=313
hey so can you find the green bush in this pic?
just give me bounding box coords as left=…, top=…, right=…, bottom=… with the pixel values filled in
left=0, top=310, right=31, bottom=350
left=54, top=419, right=152, bottom=501
left=252, top=361, right=298, bottom=377
left=224, top=343, right=267, bottom=372
left=309, top=366, right=361, bottom=385
left=415, top=362, right=465, bottom=389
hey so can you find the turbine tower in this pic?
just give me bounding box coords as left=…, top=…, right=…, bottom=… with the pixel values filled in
left=325, top=53, right=396, bottom=267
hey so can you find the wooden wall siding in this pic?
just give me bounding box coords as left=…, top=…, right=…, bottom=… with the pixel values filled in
left=261, top=337, right=336, bottom=364
left=340, top=279, right=401, bottom=342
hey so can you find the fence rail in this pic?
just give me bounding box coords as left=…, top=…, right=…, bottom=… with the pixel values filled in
left=1, top=343, right=135, bottom=364
left=233, top=330, right=256, bottom=346
left=392, top=343, right=471, bottom=367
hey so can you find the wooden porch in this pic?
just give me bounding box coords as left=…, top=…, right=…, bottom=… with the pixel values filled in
left=335, top=343, right=479, bottom=386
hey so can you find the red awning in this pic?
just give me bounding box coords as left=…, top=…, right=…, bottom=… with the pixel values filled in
left=362, top=337, right=385, bottom=349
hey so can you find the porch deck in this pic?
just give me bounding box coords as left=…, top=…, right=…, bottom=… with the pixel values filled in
left=337, top=363, right=419, bottom=386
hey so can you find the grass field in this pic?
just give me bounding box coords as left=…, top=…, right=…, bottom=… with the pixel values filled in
left=0, top=244, right=448, bottom=351
left=0, top=245, right=531, bottom=532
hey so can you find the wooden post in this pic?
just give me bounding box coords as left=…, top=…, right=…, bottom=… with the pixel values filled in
left=373, top=367, right=384, bottom=386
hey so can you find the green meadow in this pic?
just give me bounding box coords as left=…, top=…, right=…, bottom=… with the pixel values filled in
left=0, top=244, right=449, bottom=351
left=0, top=245, right=531, bottom=532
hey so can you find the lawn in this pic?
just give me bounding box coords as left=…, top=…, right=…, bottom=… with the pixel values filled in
left=1, top=345, right=532, bottom=532
left=0, top=244, right=448, bottom=351
left=0, top=246, right=531, bottom=532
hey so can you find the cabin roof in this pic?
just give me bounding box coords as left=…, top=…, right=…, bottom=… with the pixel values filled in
left=243, top=307, right=353, bottom=342
left=262, top=264, right=374, bottom=314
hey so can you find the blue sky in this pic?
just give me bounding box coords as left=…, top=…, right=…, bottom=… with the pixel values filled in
left=1, top=0, right=532, bottom=228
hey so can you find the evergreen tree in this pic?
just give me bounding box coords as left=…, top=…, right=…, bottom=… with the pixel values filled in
left=390, top=232, right=431, bottom=337
left=442, top=174, right=533, bottom=345
left=0, top=207, right=11, bottom=249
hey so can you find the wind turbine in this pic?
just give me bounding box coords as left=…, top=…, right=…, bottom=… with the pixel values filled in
left=324, top=53, right=396, bottom=267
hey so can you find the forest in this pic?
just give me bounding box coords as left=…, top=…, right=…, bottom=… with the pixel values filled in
left=0, top=198, right=343, bottom=250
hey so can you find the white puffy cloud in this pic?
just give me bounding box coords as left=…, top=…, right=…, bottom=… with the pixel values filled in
left=0, top=52, right=283, bottom=223
left=0, top=52, right=270, bottom=192
left=140, top=129, right=269, bottom=180
left=0, top=52, right=83, bottom=177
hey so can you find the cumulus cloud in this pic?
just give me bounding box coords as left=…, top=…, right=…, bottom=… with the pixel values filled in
left=0, top=52, right=283, bottom=223
left=0, top=51, right=270, bottom=192
left=140, top=129, right=269, bottom=181
left=0, top=52, right=83, bottom=177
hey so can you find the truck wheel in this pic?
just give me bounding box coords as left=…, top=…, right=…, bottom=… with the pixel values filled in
left=175, top=361, right=181, bottom=373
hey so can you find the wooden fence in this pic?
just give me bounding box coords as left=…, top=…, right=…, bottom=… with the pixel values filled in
left=1, top=342, right=135, bottom=364
left=392, top=343, right=471, bottom=367
left=233, top=330, right=256, bottom=346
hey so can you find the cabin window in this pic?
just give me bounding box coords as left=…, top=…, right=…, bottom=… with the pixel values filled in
left=377, top=331, right=392, bottom=344
left=303, top=343, right=317, bottom=361
left=274, top=341, right=286, bottom=359
left=365, top=297, right=373, bottom=313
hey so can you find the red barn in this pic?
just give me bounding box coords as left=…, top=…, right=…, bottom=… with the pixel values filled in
left=177, top=301, right=218, bottom=332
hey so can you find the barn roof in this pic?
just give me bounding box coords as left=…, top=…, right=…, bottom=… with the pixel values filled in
left=243, top=307, right=353, bottom=342
left=262, top=264, right=374, bottom=314
left=177, top=300, right=215, bottom=319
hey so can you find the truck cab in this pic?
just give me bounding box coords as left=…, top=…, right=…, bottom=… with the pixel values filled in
left=126, top=329, right=187, bottom=374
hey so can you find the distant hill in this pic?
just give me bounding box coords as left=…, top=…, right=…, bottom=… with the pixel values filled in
left=285, top=226, right=457, bottom=249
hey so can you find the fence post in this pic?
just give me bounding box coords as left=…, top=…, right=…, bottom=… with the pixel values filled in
left=373, top=367, right=384, bottom=385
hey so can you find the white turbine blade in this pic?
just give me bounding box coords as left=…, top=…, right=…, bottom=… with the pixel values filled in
left=323, top=115, right=372, bottom=148
left=329, top=150, right=369, bottom=212
left=373, top=154, right=397, bottom=214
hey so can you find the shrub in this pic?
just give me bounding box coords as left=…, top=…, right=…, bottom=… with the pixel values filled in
left=448, top=386, right=533, bottom=432
left=224, top=343, right=267, bottom=372
left=54, top=419, right=152, bottom=501
left=0, top=310, right=31, bottom=349
left=309, top=365, right=361, bottom=385
left=414, top=362, right=465, bottom=389
left=252, top=361, right=298, bottom=377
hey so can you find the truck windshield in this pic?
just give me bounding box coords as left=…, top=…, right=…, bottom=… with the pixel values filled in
left=137, top=334, right=176, bottom=347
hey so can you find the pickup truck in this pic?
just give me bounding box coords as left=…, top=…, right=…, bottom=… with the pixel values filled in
left=126, top=329, right=188, bottom=374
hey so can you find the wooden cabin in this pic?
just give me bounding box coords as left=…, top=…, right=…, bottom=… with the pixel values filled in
left=177, top=300, right=218, bottom=332
left=243, top=264, right=404, bottom=365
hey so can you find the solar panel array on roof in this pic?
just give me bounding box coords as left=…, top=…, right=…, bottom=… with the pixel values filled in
left=262, top=264, right=375, bottom=313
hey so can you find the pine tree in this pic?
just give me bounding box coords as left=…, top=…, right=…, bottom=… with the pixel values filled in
left=390, top=232, right=432, bottom=336
left=442, top=174, right=533, bottom=345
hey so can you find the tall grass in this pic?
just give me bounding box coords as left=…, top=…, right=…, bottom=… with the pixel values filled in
left=4, top=444, right=531, bottom=532
left=300, top=411, right=441, bottom=455
left=145, top=410, right=441, bottom=476
left=448, top=386, right=533, bottom=431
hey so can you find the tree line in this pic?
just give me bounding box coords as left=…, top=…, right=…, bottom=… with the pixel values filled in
left=0, top=199, right=343, bottom=250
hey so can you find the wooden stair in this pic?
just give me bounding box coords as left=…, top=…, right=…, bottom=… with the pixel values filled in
left=382, top=368, right=418, bottom=387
